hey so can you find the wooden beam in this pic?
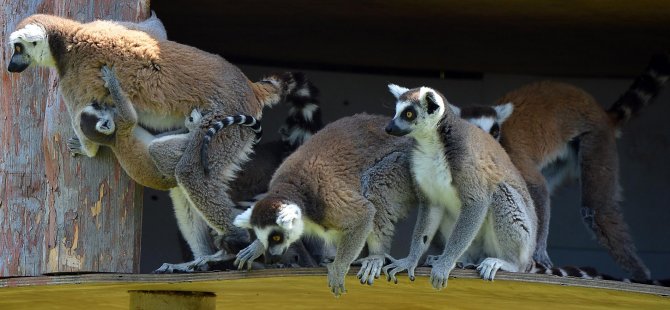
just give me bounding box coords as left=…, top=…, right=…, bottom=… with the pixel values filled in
left=0, top=269, right=668, bottom=309
left=0, top=0, right=148, bottom=276
left=129, top=290, right=216, bottom=310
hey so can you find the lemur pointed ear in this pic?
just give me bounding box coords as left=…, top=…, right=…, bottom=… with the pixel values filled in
left=233, top=206, right=254, bottom=229
left=420, top=87, right=444, bottom=115
left=277, top=203, right=301, bottom=230
left=494, top=102, right=514, bottom=123
left=388, top=84, right=409, bottom=99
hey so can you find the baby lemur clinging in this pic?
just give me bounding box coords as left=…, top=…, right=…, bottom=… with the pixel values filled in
left=383, top=85, right=537, bottom=290
left=76, top=66, right=325, bottom=272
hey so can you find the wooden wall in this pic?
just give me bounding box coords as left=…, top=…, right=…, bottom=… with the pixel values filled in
left=0, top=0, right=148, bottom=276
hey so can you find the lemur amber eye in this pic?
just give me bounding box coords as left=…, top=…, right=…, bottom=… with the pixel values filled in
left=272, top=235, right=281, bottom=242
left=15, top=44, right=21, bottom=53
left=406, top=111, right=413, bottom=119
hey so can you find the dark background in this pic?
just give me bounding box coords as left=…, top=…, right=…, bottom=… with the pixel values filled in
left=139, top=1, right=670, bottom=279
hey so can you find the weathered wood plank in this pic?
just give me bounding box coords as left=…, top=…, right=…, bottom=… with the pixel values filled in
left=0, top=269, right=668, bottom=309
left=0, top=0, right=149, bottom=276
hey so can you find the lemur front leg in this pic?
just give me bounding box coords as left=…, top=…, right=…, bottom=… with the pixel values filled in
left=70, top=123, right=101, bottom=157
left=383, top=204, right=444, bottom=283
left=327, top=195, right=376, bottom=297
left=100, top=66, right=137, bottom=130
left=430, top=197, right=489, bottom=290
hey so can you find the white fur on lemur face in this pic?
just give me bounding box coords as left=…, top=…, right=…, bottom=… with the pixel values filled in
left=8, top=24, right=55, bottom=72
left=234, top=202, right=304, bottom=257
left=385, top=84, right=447, bottom=137
left=81, top=104, right=116, bottom=135
left=460, top=103, right=514, bottom=141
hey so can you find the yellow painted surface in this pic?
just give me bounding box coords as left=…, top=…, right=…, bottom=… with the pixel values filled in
left=0, top=274, right=668, bottom=310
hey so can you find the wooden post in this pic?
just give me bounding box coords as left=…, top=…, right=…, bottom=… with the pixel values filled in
left=0, top=0, right=149, bottom=276
left=129, top=291, right=217, bottom=310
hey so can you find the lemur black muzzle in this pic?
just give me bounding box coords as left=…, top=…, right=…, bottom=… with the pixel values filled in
left=385, top=120, right=410, bottom=136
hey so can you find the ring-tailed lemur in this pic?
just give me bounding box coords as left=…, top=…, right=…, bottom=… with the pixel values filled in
left=156, top=74, right=326, bottom=273
left=71, top=66, right=264, bottom=190
left=73, top=65, right=322, bottom=273
left=456, top=52, right=670, bottom=280
left=8, top=14, right=309, bottom=265
left=233, top=114, right=423, bottom=296
left=382, top=84, right=537, bottom=290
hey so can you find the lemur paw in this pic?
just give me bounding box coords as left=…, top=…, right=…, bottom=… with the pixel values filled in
left=153, top=251, right=234, bottom=273
left=354, top=255, right=385, bottom=285
left=326, top=263, right=348, bottom=297
left=100, top=65, right=119, bottom=90
left=429, top=262, right=453, bottom=290
left=234, top=239, right=265, bottom=270
left=476, top=257, right=504, bottom=281
left=67, top=136, right=86, bottom=157
left=533, top=250, right=553, bottom=269
left=382, top=254, right=419, bottom=284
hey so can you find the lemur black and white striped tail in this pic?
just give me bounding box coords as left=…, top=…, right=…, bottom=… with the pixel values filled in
left=277, top=72, right=323, bottom=152
left=608, top=52, right=670, bottom=127
left=201, top=115, right=262, bottom=175
left=530, top=262, right=670, bottom=287
left=252, top=72, right=322, bottom=151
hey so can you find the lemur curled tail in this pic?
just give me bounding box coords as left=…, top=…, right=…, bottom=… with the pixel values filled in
left=200, top=72, right=320, bottom=175
left=458, top=52, right=670, bottom=281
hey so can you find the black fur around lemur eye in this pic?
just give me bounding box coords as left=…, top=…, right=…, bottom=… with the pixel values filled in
left=269, top=233, right=283, bottom=245
left=32, top=42, right=37, bottom=46
left=491, top=123, right=500, bottom=139
left=403, top=107, right=417, bottom=121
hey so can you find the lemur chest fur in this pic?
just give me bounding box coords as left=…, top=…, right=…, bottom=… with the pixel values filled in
left=137, top=109, right=186, bottom=132
left=303, top=217, right=341, bottom=246
left=412, top=136, right=462, bottom=214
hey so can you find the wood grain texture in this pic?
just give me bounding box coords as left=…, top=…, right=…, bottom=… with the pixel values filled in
left=0, top=0, right=148, bottom=276
left=0, top=269, right=668, bottom=309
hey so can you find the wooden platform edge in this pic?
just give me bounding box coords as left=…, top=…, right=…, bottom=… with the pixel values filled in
left=1, top=267, right=668, bottom=297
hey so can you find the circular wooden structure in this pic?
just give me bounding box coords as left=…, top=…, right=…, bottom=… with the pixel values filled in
left=0, top=268, right=668, bottom=309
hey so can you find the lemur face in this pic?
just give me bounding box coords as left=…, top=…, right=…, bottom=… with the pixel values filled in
left=8, top=24, right=55, bottom=72
left=385, top=84, right=445, bottom=137
left=233, top=199, right=304, bottom=262
left=460, top=102, right=514, bottom=141
left=79, top=102, right=116, bottom=144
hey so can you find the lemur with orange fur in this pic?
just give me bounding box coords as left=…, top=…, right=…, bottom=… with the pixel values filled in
left=459, top=53, right=670, bottom=280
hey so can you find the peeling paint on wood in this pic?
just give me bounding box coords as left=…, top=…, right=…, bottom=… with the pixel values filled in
left=0, top=0, right=148, bottom=277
